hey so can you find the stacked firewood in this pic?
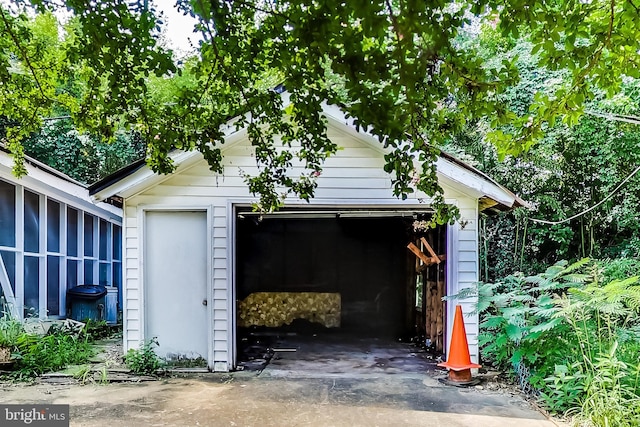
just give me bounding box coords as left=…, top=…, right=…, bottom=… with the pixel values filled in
left=238, top=292, right=341, bottom=328
left=424, top=280, right=445, bottom=351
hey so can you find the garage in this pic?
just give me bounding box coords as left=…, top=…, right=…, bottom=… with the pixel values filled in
left=89, top=102, right=524, bottom=371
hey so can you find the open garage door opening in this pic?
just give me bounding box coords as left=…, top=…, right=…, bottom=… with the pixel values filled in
left=234, top=208, right=448, bottom=373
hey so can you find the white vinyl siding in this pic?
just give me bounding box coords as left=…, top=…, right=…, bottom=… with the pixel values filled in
left=212, top=205, right=228, bottom=367
left=446, top=201, right=480, bottom=363
left=123, top=205, right=141, bottom=346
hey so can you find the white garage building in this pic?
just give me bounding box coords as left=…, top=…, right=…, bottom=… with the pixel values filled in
left=90, top=104, right=522, bottom=371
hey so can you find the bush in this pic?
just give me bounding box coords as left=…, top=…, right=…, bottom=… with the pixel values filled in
left=462, top=258, right=640, bottom=424
left=125, top=338, right=163, bottom=375
left=598, top=258, right=640, bottom=282
left=81, top=320, right=116, bottom=341
left=469, top=259, right=588, bottom=391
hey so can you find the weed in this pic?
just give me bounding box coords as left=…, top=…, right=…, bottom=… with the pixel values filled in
left=82, top=320, right=116, bottom=341
left=13, top=332, right=94, bottom=378
left=72, top=365, right=92, bottom=384
left=125, top=337, right=163, bottom=375
left=99, top=366, right=109, bottom=384
left=541, top=362, right=586, bottom=411
left=570, top=342, right=640, bottom=427
left=0, top=316, right=24, bottom=349
left=164, top=354, right=207, bottom=369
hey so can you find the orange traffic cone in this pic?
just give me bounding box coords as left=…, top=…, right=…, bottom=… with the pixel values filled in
left=437, top=305, right=481, bottom=384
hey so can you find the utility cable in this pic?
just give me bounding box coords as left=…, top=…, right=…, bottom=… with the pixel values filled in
left=529, top=164, right=640, bottom=225
left=585, top=110, right=640, bottom=125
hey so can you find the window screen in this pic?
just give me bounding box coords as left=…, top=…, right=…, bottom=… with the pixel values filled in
left=24, top=191, right=40, bottom=253
left=67, top=208, right=78, bottom=256
left=47, top=256, right=60, bottom=316
left=0, top=180, right=16, bottom=248
left=84, top=213, right=94, bottom=256
left=47, top=200, right=60, bottom=253
left=24, top=256, right=40, bottom=316
left=0, top=250, right=16, bottom=293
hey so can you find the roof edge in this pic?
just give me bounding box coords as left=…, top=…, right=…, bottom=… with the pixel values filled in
left=88, top=157, right=146, bottom=195
left=1, top=146, right=87, bottom=188
left=438, top=151, right=527, bottom=209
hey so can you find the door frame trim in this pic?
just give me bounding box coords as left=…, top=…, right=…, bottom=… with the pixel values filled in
left=138, top=205, right=214, bottom=369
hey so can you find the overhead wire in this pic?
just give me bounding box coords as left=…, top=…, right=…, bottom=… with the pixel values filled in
left=584, top=110, right=640, bottom=125
left=526, top=108, right=640, bottom=225
left=529, top=165, right=640, bottom=225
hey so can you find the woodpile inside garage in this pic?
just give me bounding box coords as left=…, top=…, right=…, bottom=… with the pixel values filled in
left=238, top=292, right=341, bottom=328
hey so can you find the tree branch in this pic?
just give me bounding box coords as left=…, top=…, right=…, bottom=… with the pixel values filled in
left=0, top=6, right=51, bottom=103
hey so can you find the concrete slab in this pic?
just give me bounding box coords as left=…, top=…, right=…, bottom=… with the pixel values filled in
left=0, top=375, right=562, bottom=426
left=0, top=333, right=563, bottom=426
left=262, top=334, right=438, bottom=378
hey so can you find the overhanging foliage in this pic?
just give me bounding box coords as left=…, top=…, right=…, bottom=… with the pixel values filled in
left=1, top=0, right=638, bottom=216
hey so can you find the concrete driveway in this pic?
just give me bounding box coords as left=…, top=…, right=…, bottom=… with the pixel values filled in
left=1, top=372, right=563, bottom=427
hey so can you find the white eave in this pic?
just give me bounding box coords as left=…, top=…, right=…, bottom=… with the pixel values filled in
left=90, top=150, right=201, bottom=202
left=0, top=150, right=122, bottom=220
left=435, top=157, right=519, bottom=208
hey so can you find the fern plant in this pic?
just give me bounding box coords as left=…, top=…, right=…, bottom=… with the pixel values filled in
left=466, top=260, right=592, bottom=390
left=453, top=257, right=640, bottom=422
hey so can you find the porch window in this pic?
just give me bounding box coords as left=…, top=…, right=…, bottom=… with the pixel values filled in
left=24, top=256, right=39, bottom=317
left=0, top=250, right=16, bottom=293
left=67, top=208, right=78, bottom=256
left=0, top=178, right=122, bottom=320
left=47, top=200, right=61, bottom=253
left=24, top=190, right=40, bottom=253
left=67, top=260, right=79, bottom=289
left=47, top=256, right=60, bottom=316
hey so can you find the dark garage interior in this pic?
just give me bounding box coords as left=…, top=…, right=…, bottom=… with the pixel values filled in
left=235, top=208, right=448, bottom=373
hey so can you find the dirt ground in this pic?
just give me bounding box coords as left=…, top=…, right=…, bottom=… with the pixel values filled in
left=0, top=372, right=567, bottom=427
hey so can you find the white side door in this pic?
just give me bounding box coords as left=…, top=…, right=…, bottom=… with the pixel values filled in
left=144, top=210, right=209, bottom=363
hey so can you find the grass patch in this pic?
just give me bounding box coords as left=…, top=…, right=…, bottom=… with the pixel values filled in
left=0, top=317, right=125, bottom=381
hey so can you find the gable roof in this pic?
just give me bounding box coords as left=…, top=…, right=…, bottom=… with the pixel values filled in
left=88, top=103, right=525, bottom=211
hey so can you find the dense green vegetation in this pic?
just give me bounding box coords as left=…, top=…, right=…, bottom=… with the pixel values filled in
left=2, top=2, right=640, bottom=423
left=460, top=259, right=640, bottom=425
left=21, top=120, right=146, bottom=184
left=447, top=29, right=640, bottom=280
left=0, top=317, right=95, bottom=379
left=444, top=24, right=640, bottom=426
